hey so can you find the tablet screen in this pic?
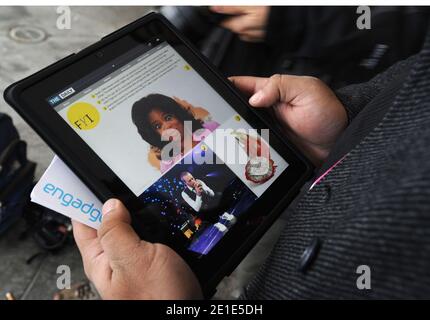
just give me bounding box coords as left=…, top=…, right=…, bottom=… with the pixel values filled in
left=47, top=40, right=289, bottom=255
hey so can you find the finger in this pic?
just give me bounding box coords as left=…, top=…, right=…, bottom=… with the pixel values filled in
left=249, top=75, right=308, bottom=107
left=229, top=76, right=269, bottom=96
left=98, top=199, right=141, bottom=268
left=239, top=35, right=261, bottom=43
left=72, top=220, right=105, bottom=280
left=72, top=219, right=97, bottom=244
left=249, top=76, right=282, bottom=107
left=220, top=15, right=252, bottom=34
left=210, top=6, right=248, bottom=15
left=238, top=30, right=265, bottom=42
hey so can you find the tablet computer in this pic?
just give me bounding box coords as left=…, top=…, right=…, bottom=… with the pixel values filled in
left=4, top=12, right=313, bottom=296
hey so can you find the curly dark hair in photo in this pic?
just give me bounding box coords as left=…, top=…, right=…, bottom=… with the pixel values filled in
left=131, top=93, right=204, bottom=150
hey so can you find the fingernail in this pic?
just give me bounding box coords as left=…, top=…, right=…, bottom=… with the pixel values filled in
left=250, top=91, right=263, bottom=104
left=103, top=199, right=118, bottom=215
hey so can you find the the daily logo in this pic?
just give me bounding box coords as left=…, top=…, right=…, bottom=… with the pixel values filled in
left=47, top=87, right=75, bottom=106
left=59, top=87, right=75, bottom=99
left=67, top=102, right=100, bottom=130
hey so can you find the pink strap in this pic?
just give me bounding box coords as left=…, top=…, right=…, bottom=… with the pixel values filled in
left=309, top=154, right=348, bottom=190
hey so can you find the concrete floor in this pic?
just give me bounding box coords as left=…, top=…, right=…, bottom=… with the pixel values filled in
left=0, top=6, right=286, bottom=300
left=0, top=6, right=153, bottom=179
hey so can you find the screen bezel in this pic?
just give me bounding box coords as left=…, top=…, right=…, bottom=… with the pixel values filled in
left=6, top=13, right=313, bottom=294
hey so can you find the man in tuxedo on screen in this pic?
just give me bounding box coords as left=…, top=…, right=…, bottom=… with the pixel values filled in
left=180, top=171, right=235, bottom=233
left=180, top=171, right=214, bottom=212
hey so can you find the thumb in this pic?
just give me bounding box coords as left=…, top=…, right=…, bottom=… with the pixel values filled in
left=249, top=75, right=284, bottom=107
left=229, top=76, right=269, bottom=97
left=210, top=6, right=246, bottom=15
left=98, top=199, right=141, bottom=267
left=249, top=74, right=308, bottom=108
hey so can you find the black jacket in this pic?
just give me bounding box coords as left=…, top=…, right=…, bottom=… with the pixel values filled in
left=242, top=27, right=430, bottom=299
left=219, top=6, right=429, bottom=88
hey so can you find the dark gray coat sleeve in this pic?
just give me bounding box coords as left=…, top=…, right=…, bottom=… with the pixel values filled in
left=336, top=55, right=419, bottom=123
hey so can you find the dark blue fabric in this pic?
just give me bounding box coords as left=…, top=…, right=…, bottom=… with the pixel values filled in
left=0, top=113, right=35, bottom=234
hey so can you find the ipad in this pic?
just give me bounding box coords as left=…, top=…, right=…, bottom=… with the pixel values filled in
left=4, top=13, right=313, bottom=296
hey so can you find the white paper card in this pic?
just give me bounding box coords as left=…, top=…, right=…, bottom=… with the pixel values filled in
left=31, top=156, right=102, bottom=229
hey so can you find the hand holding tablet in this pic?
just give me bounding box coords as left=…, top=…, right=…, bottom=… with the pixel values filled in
left=72, top=198, right=203, bottom=300
left=230, top=75, right=348, bottom=167
left=4, top=13, right=313, bottom=296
